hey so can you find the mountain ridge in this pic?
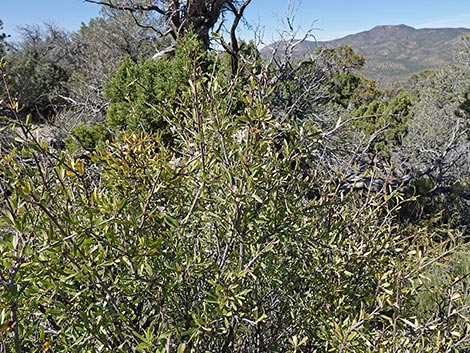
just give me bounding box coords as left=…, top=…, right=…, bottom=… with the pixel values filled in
left=262, top=25, right=470, bottom=82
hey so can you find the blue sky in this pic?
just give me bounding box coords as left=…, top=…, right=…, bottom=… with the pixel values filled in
left=1, top=0, right=469, bottom=42
left=2, top=0, right=101, bottom=39
left=242, top=0, right=470, bottom=42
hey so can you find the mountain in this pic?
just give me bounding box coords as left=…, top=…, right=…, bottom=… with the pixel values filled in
left=262, top=25, right=470, bottom=82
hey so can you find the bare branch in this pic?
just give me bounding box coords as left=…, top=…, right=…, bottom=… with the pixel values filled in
left=84, top=0, right=166, bottom=15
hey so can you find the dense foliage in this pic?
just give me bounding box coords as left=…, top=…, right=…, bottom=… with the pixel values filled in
left=1, top=8, right=470, bottom=353
left=104, top=36, right=200, bottom=139
left=1, top=25, right=74, bottom=120
left=0, top=20, right=7, bottom=58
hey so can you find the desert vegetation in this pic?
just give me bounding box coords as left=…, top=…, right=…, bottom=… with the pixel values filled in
left=1, top=2, right=470, bottom=352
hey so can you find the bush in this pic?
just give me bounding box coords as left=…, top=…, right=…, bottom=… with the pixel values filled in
left=105, top=33, right=205, bottom=143
left=1, top=36, right=470, bottom=353
left=64, top=122, right=112, bottom=152
left=1, top=25, right=74, bottom=121
left=353, top=91, right=416, bottom=155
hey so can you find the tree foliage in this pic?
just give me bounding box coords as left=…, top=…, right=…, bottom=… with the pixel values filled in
left=63, top=6, right=169, bottom=126
left=83, top=0, right=253, bottom=75
left=0, top=19, right=7, bottom=58
left=394, top=62, right=470, bottom=226
left=353, top=91, right=416, bottom=155
left=105, top=33, right=204, bottom=141
left=1, top=24, right=74, bottom=121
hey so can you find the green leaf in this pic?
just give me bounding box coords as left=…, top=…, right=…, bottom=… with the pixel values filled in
left=177, top=343, right=186, bottom=353
left=135, top=342, right=150, bottom=352
left=252, top=192, right=263, bottom=203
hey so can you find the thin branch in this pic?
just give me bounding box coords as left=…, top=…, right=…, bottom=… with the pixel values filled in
left=84, top=0, right=166, bottom=15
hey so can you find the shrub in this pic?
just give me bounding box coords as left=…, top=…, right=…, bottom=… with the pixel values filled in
left=64, top=122, right=112, bottom=152
left=105, top=33, right=205, bottom=144
left=1, top=36, right=469, bottom=353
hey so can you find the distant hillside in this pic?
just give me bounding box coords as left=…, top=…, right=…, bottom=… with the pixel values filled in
left=262, top=25, right=470, bottom=82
